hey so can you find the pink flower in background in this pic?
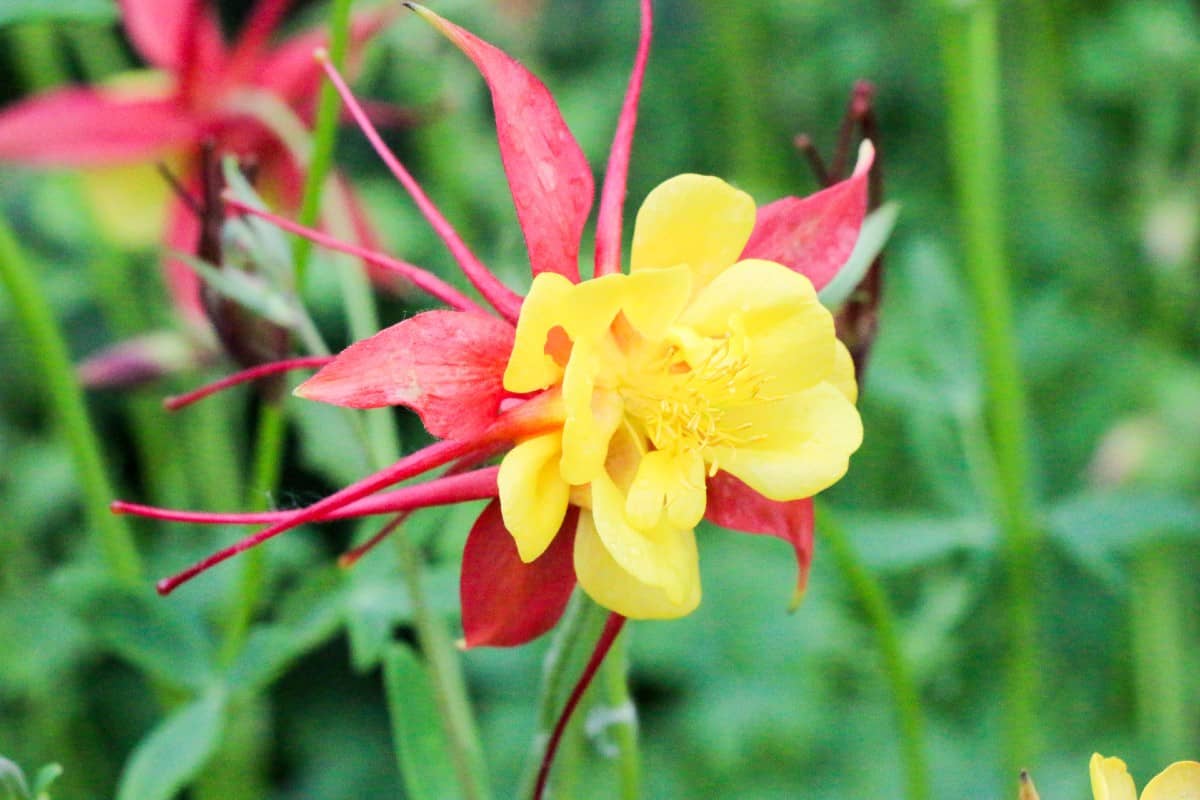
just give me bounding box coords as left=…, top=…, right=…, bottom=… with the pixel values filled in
left=0, top=0, right=394, bottom=324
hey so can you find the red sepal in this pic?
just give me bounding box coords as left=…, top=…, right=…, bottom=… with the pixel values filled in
left=460, top=501, right=577, bottom=648
left=0, top=90, right=198, bottom=165
left=296, top=310, right=515, bottom=440
left=118, top=0, right=225, bottom=75
left=706, top=471, right=814, bottom=607
left=416, top=5, right=593, bottom=282
left=740, top=145, right=874, bottom=291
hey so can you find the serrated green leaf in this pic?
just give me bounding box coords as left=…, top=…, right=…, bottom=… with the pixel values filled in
left=383, top=643, right=460, bottom=800
left=62, top=581, right=216, bottom=692
left=818, top=201, right=899, bottom=309
left=115, top=688, right=228, bottom=800
left=0, top=0, right=116, bottom=26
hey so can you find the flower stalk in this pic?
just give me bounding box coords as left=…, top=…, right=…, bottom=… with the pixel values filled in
left=937, top=0, right=1040, bottom=777
left=0, top=212, right=142, bottom=583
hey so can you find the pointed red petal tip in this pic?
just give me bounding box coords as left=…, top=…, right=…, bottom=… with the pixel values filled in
left=296, top=310, right=515, bottom=440
left=408, top=3, right=593, bottom=283
left=741, top=139, right=876, bottom=291
left=460, top=503, right=577, bottom=649
left=705, top=471, right=814, bottom=611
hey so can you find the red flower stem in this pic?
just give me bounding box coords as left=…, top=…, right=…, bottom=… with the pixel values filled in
left=593, top=0, right=653, bottom=278
left=338, top=449, right=502, bottom=566
left=314, top=49, right=524, bottom=322
left=155, top=437, right=484, bottom=595
left=223, top=195, right=486, bottom=314
left=533, top=612, right=627, bottom=800
left=112, top=465, right=501, bottom=525
left=163, top=356, right=334, bottom=411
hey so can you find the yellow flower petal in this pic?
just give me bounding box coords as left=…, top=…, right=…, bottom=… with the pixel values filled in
left=615, top=267, right=692, bottom=340
left=679, top=258, right=837, bottom=396
left=1141, top=762, right=1200, bottom=800
left=504, top=271, right=573, bottom=392
left=1091, top=754, right=1138, bottom=800
left=829, top=339, right=858, bottom=403
left=574, top=509, right=701, bottom=619
left=589, top=470, right=698, bottom=604
left=625, top=448, right=706, bottom=531
left=497, top=432, right=571, bottom=562
left=709, top=382, right=863, bottom=501
left=630, top=174, right=756, bottom=289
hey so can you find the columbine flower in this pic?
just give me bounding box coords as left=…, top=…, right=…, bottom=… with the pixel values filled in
left=115, top=0, right=874, bottom=649
left=1090, top=753, right=1200, bottom=800
left=0, top=0, right=394, bottom=324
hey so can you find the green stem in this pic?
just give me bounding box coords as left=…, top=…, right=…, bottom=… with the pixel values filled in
left=291, top=0, right=354, bottom=282
left=818, top=506, right=931, bottom=800
left=7, top=23, right=68, bottom=91
left=0, top=212, right=142, bottom=583
left=600, top=625, right=640, bottom=800
left=394, top=534, right=493, bottom=800
left=517, top=593, right=611, bottom=798
left=218, top=401, right=287, bottom=664
left=937, top=0, right=1040, bottom=776
left=1131, top=544, right=1191, bottom=764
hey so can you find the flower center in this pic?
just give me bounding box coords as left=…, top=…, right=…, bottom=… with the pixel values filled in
left=619, top=330, right=764, bottom=458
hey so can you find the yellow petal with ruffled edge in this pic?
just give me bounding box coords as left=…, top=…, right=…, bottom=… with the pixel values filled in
left=708, top=382, right=863, bottom=501
left=574, top=508, right=700, bottom=619
left=1140, top=761, right=1200, bottom=800
left=630, top=174, right=756, bottom=289
left=679, top=259, right=839, bottom=396
left=1091, top=754, right=1138, bottom=800
left=497, top=432, right=571, bottom=562
left=587, top=470, right=697, bottom=604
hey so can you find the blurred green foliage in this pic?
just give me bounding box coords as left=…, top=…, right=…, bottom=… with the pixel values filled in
left=1, top=0, right=1198, bottom=798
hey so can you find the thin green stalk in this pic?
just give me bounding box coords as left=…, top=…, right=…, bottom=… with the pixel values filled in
left=599, top=625, right=639, bottom=800
left=218, top=400, right=287, bottom=664
left=0, top=212, right=142, bottom=583
left=517, top=593, right=611, bottom=798
left=697, top=0, right=781, bottom=190
left=291, top=0, right=355, bottom=281
left=937, top=0, right=1040, bottom=777
left=818, top=506, right=931, bottom=800
left=394, top=534, right=492, bottom=800
left=1131, top=544, right=1191, bottom=764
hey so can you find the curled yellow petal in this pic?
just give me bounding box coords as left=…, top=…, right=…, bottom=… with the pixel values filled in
left=1091, top=754, right=1138, bottom=800
left=504, top=271, right=573, bottom=393
left=498, top=432, right=570, bottom=562
left=574, top=509, right=700, bottom=619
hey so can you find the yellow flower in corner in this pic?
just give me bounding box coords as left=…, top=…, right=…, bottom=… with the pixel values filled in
left=499, top=174, right=863, bottom=620
left=1091, top=753, right=1200, bottom=800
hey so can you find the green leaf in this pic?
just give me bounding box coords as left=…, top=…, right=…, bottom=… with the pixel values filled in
left=818, top=201, right=900, bottom=309
left=30, top=764, right=62, bottom=799
left=61, top=580, right=216, bottom=692
left=173, top=252, right=300, bottom=328
left=0, top=757, right=30, bottom=800
left=226, top=582, right=345, bottom=694
left=1047, top=489, right=1200, bottom=586
left=115, top=688, right=228, bottom=800
left=383, top=643, right=460, bottom=800
left=0, top=0, right=117, bottom=26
